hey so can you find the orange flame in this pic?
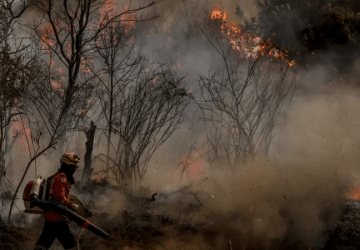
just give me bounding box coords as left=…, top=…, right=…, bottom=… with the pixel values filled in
left=347, top=185, right=360, bottom=200
left=80, top=57, right=93, bottom=73
left=12, top=118, right=31, bottom=150
left=39, top=23, right=56, bottom=55
left=210, top=5, right=295, bottom=67
left=50, top=80, right=61, bottom=89
left=180, top=151, right=206, bottom=181
left=56, top=67, right=63, bottom=74
left=99, top=0, right=136, bottom=34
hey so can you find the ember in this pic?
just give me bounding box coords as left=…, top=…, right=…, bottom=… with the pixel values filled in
left=347, top=185, right=360, bottom=200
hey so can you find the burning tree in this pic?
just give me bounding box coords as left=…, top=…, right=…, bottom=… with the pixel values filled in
left=197, top=22, right=296, bottom=170
left=6, top=0, right=157, bottom=223
left=0, top=0, right=35, bottom=215
left=75, top=7, right=192, bottom=184
left=29, top=0, right=155, bottom=114
left=0, top=52, right=34, bottom=189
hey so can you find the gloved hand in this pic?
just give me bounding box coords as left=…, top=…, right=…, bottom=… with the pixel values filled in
left=72, top=204, right=79, bottom=212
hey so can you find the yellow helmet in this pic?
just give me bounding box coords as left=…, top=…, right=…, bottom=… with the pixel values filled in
left=60, top=153, right=80, bottom=167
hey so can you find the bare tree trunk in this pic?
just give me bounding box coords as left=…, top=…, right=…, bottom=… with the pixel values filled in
left=106, top=82, right=113, bottom=180
left=81, top=121, right=96, bottom=183
left=4, top=113, right=10, bottom=184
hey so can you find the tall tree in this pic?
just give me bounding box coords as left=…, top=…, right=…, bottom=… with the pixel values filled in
left=93, top=60, right=192, bottom=183
left=7, top=0, right=156, bottom=223
left=197, top=25, right=296, bottom=170
left=0, top=0, right=32, bottom=216
left=93, top=17, right=144, bottom=180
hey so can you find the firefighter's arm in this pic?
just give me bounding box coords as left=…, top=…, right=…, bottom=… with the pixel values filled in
left=52, top=176, right=74, bottom=209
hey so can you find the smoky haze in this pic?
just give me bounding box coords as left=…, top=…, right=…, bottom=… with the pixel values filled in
left=129, top=1, right=360, bottom=247
left=5, top=1, right=360, bottom=249
left=139, top=83, right=360, bottom=248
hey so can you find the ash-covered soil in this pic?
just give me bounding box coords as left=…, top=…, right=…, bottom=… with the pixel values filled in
left=2, top=191, right=360, bottom=250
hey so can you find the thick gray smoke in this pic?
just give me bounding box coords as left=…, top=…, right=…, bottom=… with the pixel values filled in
left=127, top=1, right=360, bottom=248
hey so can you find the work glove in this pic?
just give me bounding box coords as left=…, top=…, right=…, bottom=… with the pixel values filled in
left=72, top=204, right=79, bottom=212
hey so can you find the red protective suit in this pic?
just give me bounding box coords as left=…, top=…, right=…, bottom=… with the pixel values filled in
left=44, top=172, right=75, bottom=222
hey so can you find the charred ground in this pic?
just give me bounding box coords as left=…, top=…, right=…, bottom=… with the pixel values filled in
left=2, top=186, right=360, bottom=250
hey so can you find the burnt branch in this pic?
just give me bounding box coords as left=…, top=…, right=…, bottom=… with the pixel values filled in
left=197, top=23, right=296, bottom=169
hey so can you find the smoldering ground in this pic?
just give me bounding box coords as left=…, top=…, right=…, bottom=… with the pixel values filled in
left=129, top=79, right=360, bottom=249
left=45, top=84, right=359, bottom=250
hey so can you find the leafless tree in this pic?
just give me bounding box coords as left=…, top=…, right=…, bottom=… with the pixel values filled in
left=85, top=12, right=192, bottom=184
left=0, top=0, right=34, bottom=218
left=197, top=25, right=296, bottom=170
left=0, top=0, right=28, bottom=48
left=7, top=0, right=157, bottom=223
left=29, top=0, right=156, bottom=115
left=0, top=52, right=33, bottom=193
left=92, top=17, right=145, bottom=180
left=93, top=61, right=192, bottom=183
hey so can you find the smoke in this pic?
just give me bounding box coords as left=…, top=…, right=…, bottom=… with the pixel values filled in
left=124, top=3, right=360, bottom=246
left=136, top=75, right=360, bottom=248
left=153, top=0, right=258, bottom=23
left=6, top=1, right=360, bottom=249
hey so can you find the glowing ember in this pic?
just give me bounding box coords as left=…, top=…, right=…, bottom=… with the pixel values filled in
left=172, top=63, right=181, bottom=70
left=39, top=23, right=56, bottom=55
left=289, top=60, right=296, bottom=67
left=210, top=5, right=295, bottom=67
left=50, top=80, right=61, bottom=89
left=80, top=57, right=93, bottom=73
left=347, top=185, right=360, bottom=200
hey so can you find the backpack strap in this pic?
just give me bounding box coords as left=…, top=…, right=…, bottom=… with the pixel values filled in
left=47, top=172, right=59, bottom=201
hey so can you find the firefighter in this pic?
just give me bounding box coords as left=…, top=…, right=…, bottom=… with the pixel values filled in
left=33, top=153, right=80, bottom=250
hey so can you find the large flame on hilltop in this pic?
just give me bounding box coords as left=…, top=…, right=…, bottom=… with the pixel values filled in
left=211, top=5, right=295, bottom=67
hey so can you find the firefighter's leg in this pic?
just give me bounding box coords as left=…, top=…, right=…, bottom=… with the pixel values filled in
left=56, top=221, right=78, bottom=250
left=33, top=220, right=57, bottom=250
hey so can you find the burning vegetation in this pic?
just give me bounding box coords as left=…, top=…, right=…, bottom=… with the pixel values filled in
left=2, top=0, right=360, bottom=249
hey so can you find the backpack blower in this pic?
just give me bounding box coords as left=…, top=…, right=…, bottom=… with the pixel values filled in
left=23, top=176, right=109, bottom=239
